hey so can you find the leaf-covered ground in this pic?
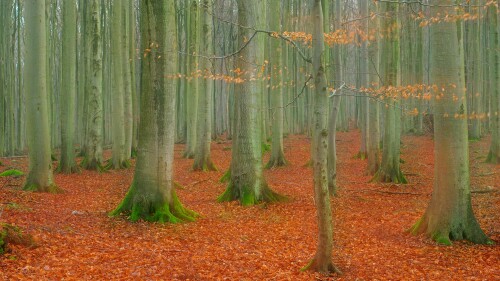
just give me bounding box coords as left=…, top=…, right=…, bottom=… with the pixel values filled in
left=0, top=131, right=498, bottom=280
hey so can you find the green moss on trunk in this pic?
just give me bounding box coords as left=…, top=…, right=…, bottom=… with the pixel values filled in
left=370, top=168, right=407, bottom=184
left=103, top=159, right=131, bottom=171
left=80, top=157, right=105, bottom=172
left=265, top=157, right=288, bottom=169
left=23, top=183, right=62, bottom=193
left=217, top=181, right=286, bottom=206
left=219, top=169, right=231, bottom=183
left=110, top=183, right=197, bottom=223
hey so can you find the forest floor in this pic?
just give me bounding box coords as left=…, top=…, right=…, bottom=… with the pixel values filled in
left=0, top=130, right=499, bottom=280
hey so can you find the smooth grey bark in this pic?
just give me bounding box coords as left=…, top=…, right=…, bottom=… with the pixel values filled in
left=410, top=0, right=491, bottom=245
left=193, top=0, right=217, bottom=171
left=111, top=0, right=196, bottom=223
left=183, top=0, right=199, bottom=159
left=58, top=0, right=79, bottom=174
left=81, top=0, right=104, bottom=171
left=303, top=0, right=340, bottom=275
left=109, top=0, right=129, bottom=169
left=23, top=0, right=59, bottom=193
left=486, top=4, right=500, bottom=164
left=217, top=0, right=284, bottom=206
left=266, top=0, right=288, bottom=169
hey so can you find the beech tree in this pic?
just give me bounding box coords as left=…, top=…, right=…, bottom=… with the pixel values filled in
left=111, top=0, right=196, bottom=222
left=302, top=0, right=341, bottom=275
left=486, top=2, right=499, bottom=164
left=410, top=0, right=491, bottom=245
left=23, top=0, right=59, bottom=193
left=58, top=0, right=79, bottom=174
left=81, top=0, right=104, bottom=171
left=193, top=0, right=217, bottom=171
left=217, top=0, right=284, bottom=206
left=371, top=1, right=407, bottom=184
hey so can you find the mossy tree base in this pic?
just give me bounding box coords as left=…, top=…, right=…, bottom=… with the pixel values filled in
left=80, top=157, right=105, bottom=172
left=409, top=215, right=493, bottom=245
left=370, top=168, right=408, bottom=184
left=485, top=151, right=499, bottom=164
left=0, top=223, right=36, bottom=254
left=265, top=156, right=288, bottom=169
left=110, top=183, right=198, bottom=223
left=354, top=152, right=367, bottom=160
left=192, top=159, right=218, bottom=172
left=219, top=169, right=231, bottom=183
left=301, top=258, right=342, bottom=275
left=182, top=151, right=195, bottom=159
left=56, top=163, right=80, bottom=174
left=104, top=159, right=131, bottom=170
left=23, top=183, right=63, bottom=193
left=217, top=181, right=287, bottom=206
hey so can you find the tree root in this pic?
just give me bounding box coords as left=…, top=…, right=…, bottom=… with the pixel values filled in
left=217, top=181, right=287, bottom=206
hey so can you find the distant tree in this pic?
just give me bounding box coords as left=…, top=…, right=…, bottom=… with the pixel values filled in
left=23, top=0, right=59, bottom=192
left=111, top=0, right=196, bottom=222
left=410, top=0, right=491, bottom=245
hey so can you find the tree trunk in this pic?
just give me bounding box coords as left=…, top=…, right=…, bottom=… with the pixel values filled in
left=486, top=4, right=500, bottom=164
left=266, top=0, right=288, bottom=169
left=303, top=0, right=340, bottom=275
left=410, top=0, right=491, bottom=245
left=193, top=0, right=217, bottom=171
left=81, top=0, right=104, bottom=171
left=58, top=0, right=79, bottom=174
left=108, top=0, right=129, bottom=170
left=371, top=1, right=407, bottom=184
left=23, top=0, right=60, bottom=193
left=183, top=0, right=199, bottom=159
left=217, top=0, right=284, bottom=206
left=112, top=0, right=196, bottom=223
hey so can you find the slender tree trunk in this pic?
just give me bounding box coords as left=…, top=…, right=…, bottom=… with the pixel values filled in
left=122, top=3, right=133, bottom=159
left=112, top=0, right=196, bottom=223
left=266, top=0, right=288, bottom=169
left=366, top=1, right=380, bottom=175
left=410, top=0, right=491, bottom=245
left=486, top=3, right=500, bottom=163
left=193, top=0, right=217, bottom=171
left=371, top=1, right=407, bottom=184
left=303, top=0, right=340, bottom=275
left=23, top=0, right=60, bottom=193
left=81, top=0, right=104, bottom=171
left=58, top=0, right=79, bottom=174
left=183, top=0, right=199, bottom=159
left=109, top=0, right=129, bottom=169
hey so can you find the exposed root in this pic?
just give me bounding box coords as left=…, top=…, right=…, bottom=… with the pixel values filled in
left=0, top=223, right=36, bottom=255
left=56, top=163, right=81, bottom=174
left=219, top=169, right=231, bottom=183
left=80, top=157, right=105, bottom=172
left=192, top=158, right=218, bottom=172
left=485, top=151, right=499, bottom=164
left=103, top=159, right=131, bottom=170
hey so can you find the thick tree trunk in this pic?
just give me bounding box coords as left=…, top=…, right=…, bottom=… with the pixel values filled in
left=112, top=0, right=196, bottom=223
left=410, top=0, right=491, bottom=245
left=23, top=0, right=59, bottom=193
left=217, top=0, right=284, bottom=206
